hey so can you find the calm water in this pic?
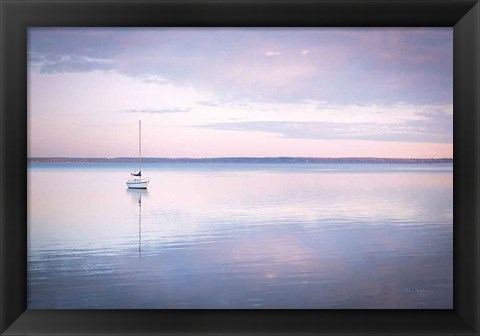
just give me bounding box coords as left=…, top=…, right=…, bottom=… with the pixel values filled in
left=28, top=163, right=453, bottom=309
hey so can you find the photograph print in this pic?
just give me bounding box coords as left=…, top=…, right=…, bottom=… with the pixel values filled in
left=28, top=28, right=453, bottom=309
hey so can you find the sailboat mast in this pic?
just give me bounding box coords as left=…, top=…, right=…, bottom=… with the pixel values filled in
left=139, top=120, right=141, bottom=173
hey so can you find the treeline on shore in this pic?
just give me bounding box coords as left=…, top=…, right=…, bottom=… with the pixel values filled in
left=28, top=157, right=453, bottom=164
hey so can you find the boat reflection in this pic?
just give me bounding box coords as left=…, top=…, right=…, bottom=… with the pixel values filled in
left=126, top=189, right=149, bottom=256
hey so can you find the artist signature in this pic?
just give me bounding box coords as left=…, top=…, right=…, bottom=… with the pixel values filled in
left=405, top=288, right=434, bottom=296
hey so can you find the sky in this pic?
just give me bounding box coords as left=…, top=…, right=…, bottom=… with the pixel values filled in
left=28, top=28, right=453, bottom=158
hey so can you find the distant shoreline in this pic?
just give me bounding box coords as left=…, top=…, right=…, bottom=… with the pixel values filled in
left=28, top=157, right=453, bottom=164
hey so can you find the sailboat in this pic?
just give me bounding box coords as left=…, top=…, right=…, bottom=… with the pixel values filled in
left=126, top=120, right=150, bottom=189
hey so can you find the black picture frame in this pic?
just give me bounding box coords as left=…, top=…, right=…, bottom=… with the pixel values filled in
left=1, top=0, right=478, bottom=335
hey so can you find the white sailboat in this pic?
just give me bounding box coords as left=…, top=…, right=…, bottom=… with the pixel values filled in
left=127, top=120, right=150, bottom=189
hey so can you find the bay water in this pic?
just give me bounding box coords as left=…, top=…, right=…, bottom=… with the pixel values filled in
left=28, top=163, right=453, bottom=309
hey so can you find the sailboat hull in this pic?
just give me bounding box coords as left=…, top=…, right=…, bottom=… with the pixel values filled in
left=126, top=179, right=150, bottom=189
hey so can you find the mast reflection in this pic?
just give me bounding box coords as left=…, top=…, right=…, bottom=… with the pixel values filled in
left=127, top=189, right=149, bottom=257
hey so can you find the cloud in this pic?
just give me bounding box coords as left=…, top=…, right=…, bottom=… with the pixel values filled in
left=197, top=101, right=221, bottom=107
left=28, top=28, right=453, bottom=105
left=30, top=54, right=115, bottom=73
left=136, top=74, right=169, bottom=84
left=125, top=107, right=191, bottom=114
left=200, top=109, right=452, bottom=144
left=264, top=51, right=283, bottom=57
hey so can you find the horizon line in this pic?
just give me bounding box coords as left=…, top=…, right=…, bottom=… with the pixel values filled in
left=28, top=156, right=454, bottom=160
